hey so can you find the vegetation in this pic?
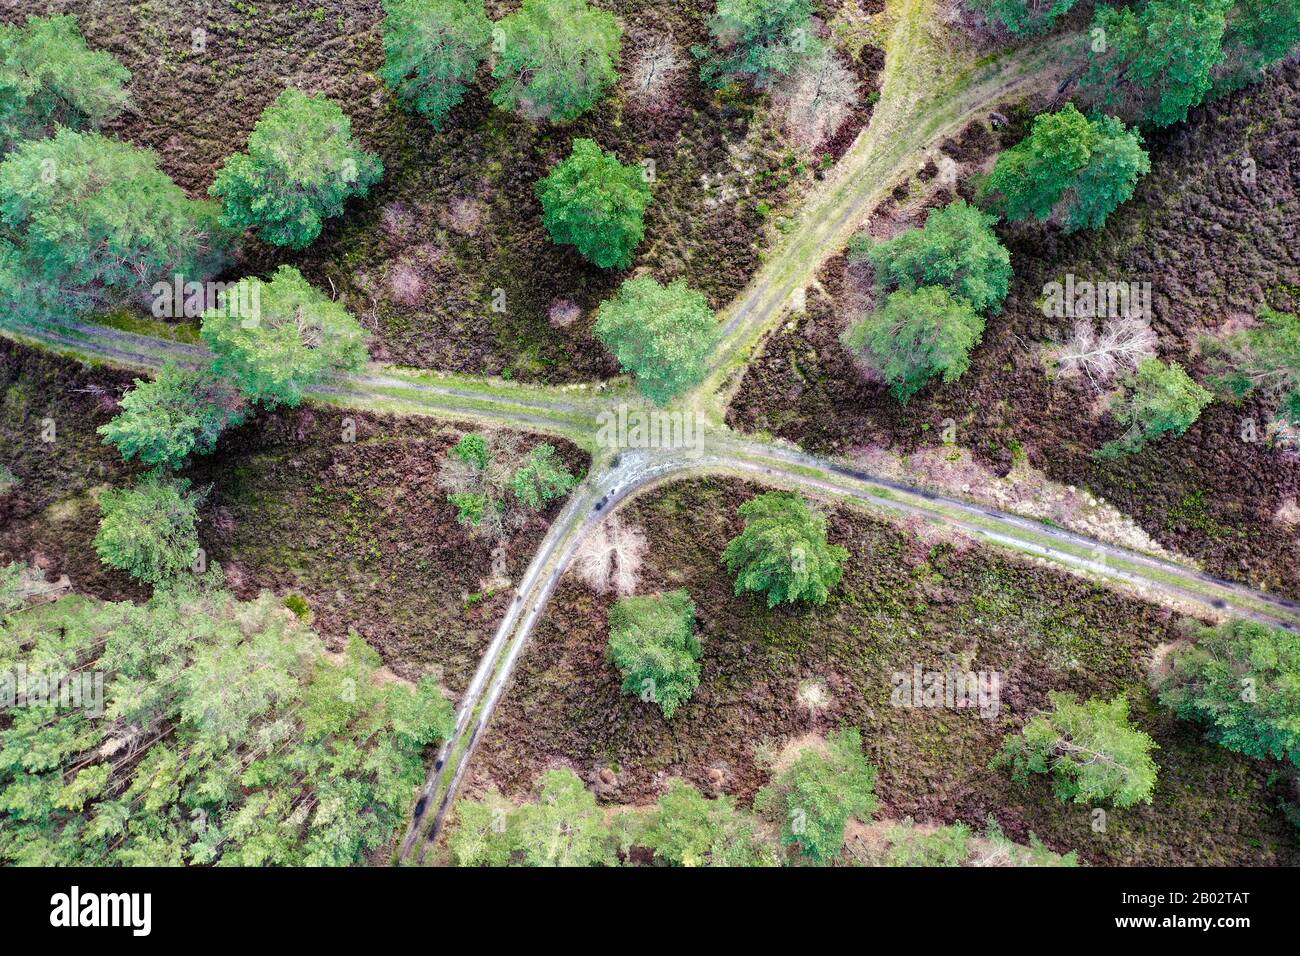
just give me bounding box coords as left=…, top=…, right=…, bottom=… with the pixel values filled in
left=607, top=589, right=701, bottom=719
left=859, top=200, right=1012, bottom=316
left=536, top=138, right=652, bottom=269
left=637, top=779, right=777, bottom=866
left=0, top=577, right=454, bottom=865
left=0, top=14, right=131, bottom=154
left=842, top=286, right=985, bottom=404
left=440, top=431, right=576, bottom=536
left=753, top=727, right=878, bottom=863
left=697, top=0, right=824, bottom=89
left=881, top=820, right=972, bottom=866
left=722, top=491, right=848, bottom=607
left=1160, top=618, right=1300, bottom=767
left=981, top=104, right=1150, bottom=233
left=490, top=0, right=622, bottom=123
left=93, top=474, right=202, bottom=586
left=967, top=0, right=1079, bottom=35
left=510, top=443, right=577, bottom=510
left=97, top=365, right=248, bottom=470
left=0, top=130, right=228, bottom=327
left=379, top=0, right=492, bottom=129
left=993, top=692, right=1159, bottom=808
left=1098, top=358, right=1213, bottom=457
left=210, top=88, right=382, bottom=249
left=593, top=277, right=717, bottom=404
left=1205, top=307, right=1300, bottom=426
left=200, top=265, right=369, bottom=409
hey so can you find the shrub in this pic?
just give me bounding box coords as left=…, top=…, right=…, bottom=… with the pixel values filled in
left=379, top=0, right=492, bottom=129
left=697, top=0, right=824, bottom=89
left=511, top=443, right=577, bottom=510
left=607, top=589, right=701, bottom=719
left=508, top=769, right=616, bottom=866
left=842, top=286, right=985, bottom=404
left=536, top=138, right=652, bottom=269
left=1204, top=307, right=1300, bottom=426
left=97, top=364, right=248, bottom=470
left=1159, top=618, right=1300, bottom=767
left=722, top=491, right=848, bottom=607
left=641, top=779, right=777, bottom=866
left=200, top=265, right=369, bottom=409
left=94, top=474, right=202, bottom=585
left=1217, top=0, right=1300, bottom=92
left=967, top=0, right=1079, bottom=35
left=210, top=88, right=382, bottom=249
left=753, top=727, right=878, bottom=863
left=0, top=130, right=229, bottom=326
left=993, top=692, right=1159, bottom=808
left=865, top=200, right=1012, bottom=315
left=1098, top=358, right=1212, bottom=457
left=593, top=276, right=717, bottom=404
left=981, top=104, right=1150, bottom=233
left=883, top=820, right=972, bottom=866
left=453, top=432, right=491, bottom=470
left=490, top=0, right=622, bottom=123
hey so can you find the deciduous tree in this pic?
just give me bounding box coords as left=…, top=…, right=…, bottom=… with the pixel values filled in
left=537, top=138, right=653, bottom=269
left=721, top=491, right=848, bottom=607
left=379, top=0, right=492, bottom=129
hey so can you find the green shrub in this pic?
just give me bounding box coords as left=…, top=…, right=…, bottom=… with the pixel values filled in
left=210, top=88, right=382, bottom=249
left=490, top=0, right=622, bottom=123
left=966, top=0, right=1078, bottom=35
left=200, top=265, right=369, bottom=408
left=1205, top=307, right=1300, bottom=426
left=94, top=474, right=202, bottom=585
left=536, top=138, right=652, bottom=269
left=510, top=443, right=576, bottom=510
left=452, top=432, right=491, bottom=470
left=993, top=692, right=1159, bottom=808
left=379, top=0, right=492, bottom=128
left=883, top=820, right=972, bottom=866
left=641, top=779, right=777, bottom=866
left=593, top=276, right=717, bottom=404
left=696, top=0, right=824, bottom=89
left=722, top=491, right=848, bottom=607
left=1098, top=358, right=1212, bottom=457
left=607, top=590, right=701, bottom=719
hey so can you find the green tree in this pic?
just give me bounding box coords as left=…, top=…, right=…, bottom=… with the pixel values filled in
left=607, top=589, right=701, bottom=719
left=722, top=491, right=848, bottom=608
left=490, top=0, right=622, bottom=123
left=1204, top=307, right=1300, bottom=426
left=448, top=789, right=517, bottom=865
left=753, top=727, right=878, bottom=863
left=210, top=88, right=382, bottom=249
left=537, top=138, right=652, bottom=269
left=0, top=14, right=131, bottom=154
left=200, top=265, right=369, bottom=408
left=981, top=105, right=1150, bottom=233
left=94, top=474, right=202, bottom=585
left=1159, top=618, right=1300, bottom=767
left=864, top=200, right=1012, bottom=315
left=883, top=820, right=972, bottom=866
left=993, top=692, right=1159, bottom=808
left=0, top=130, right=229, bottom=327
left=1217, top=0, right=1300, bottom=92
left=1081, top=0, right=1232, bottom=128
left=511, top=443, right=577, bottom=510
left=1098, top=357, right=1212, bottom=457
left=967, top=0, right=1079, bottom=35
left=511, top=769, right=616, bottom=866
left=641, top=779, right=777, bottom=866
left=842, top=286, right=985, bottom=404
left=379, top=0, right=492, bottom=129
left=98, top=364, right=248, bottom=470
left=697, top=0, right=824, bottom=89
left=593, top=276, right=717, bottom=404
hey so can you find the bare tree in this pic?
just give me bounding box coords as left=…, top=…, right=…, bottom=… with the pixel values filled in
left=774, top=51, right=859, bottom=152
left=1052, top=317, right=1157, bottom=391
left=627, top=34, right=684, bottom=110
left=572, top=515, right=647, bottom=595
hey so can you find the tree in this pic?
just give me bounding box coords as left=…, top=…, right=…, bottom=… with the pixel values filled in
left=640, top=779, right=777, bottom=866
left=98, top=364, right=248, bottom=470
left=0, top=130, right=229, bottom=327
left=1098, top=357, right=1212, bottom=457
left=753, top=727, right=878, bottom=863
left=864, top=200, right=1012, bottom=315
left=1204, top=307, right=1300, bottom=426
left=511, top=443, right=577, bottom=510
left=981, top=105, right=1150, bottom=233
left=882, top=820, right=972, bottom=866
left=536, top=138, right=653, bottom=270
left=1159, top=618, right=1300, bottom=767
left=1217, top=0, right=1300, bottom=92
left=607, top=589, right=702, bottom=719
left=721, top=491, right=848, bottom=608
left=379, top=0, right=492, bottom=129
left=593, top=276, right=717, bottom=403
left=843, top=286, right=984, bottom=404
left=0, top=14, right=131, bottom=154
left=210, top=88, right=382, bottom=249
left=94, top=474, right=202, bottom=585
left=510, top=769, right=616, bottom=866
left=490, top=0, right=622, bottom=123
left=967, top=0, right=1079, bottom=36
left=993, top=692, right=1159, bottom=808
left=773, top=50, right=860, bottom=151
left=697, top=0, right=824, bottom=89
left=200, top=265, right=369, bottom=408
left=1081, top=0, right=1232, bottom=128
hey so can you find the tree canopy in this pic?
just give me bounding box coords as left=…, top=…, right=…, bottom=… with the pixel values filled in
left=379, top=0, right=492, bottom=129
left=1205, top=307, right=1300, bottom=427
left=721, top=491, right=848, bottom=607
left=697, top=0, right=824, bottom=89
left=967, top=0, right=1079, bottom=36
left=1098, top=357, right=1212, bottom=457
left=537, top=138, right=653, bottom=269
left=93, top=473, right=202, bottom=585
left=607, top=589, right=702, bottom=719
